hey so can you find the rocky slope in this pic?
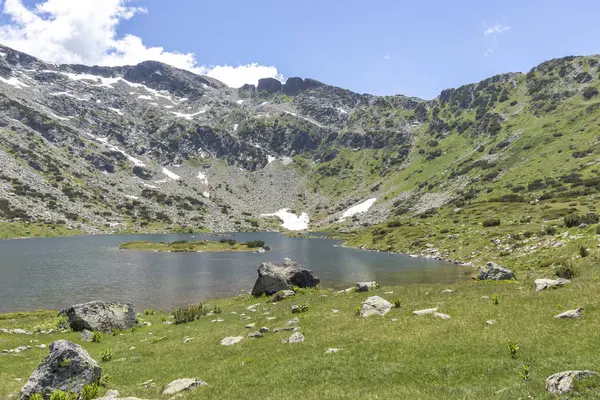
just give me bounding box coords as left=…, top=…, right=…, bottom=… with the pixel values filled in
left=0, top=44, right=599, bottom=235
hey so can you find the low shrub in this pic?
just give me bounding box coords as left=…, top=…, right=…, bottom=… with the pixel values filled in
left=555, top=260, right=580, bottom=279
left=483, top=218, right=501, bottom=227
left=91, top=331, right=102, bottom=343
left=81, top=384, right=99, bottom=400
left=244, top=240, right=265, bottom=248
left=144, top=308, right=158, bottom=315
left=173, top=304, right=205, bottom=324
left=49, top=391, right=77, bottom=400
left=219, top=238, right=237, bottom=245
left=101, top=348, right=113, bottom=362
left=387, top=220, right=402, bottom=228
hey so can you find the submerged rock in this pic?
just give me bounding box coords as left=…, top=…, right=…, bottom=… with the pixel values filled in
left=546, top=370, right=598, bottom=394
left=251, top=258, right=320, bottom=297
left=61, top=301, right=136, bottom=333
left=20, top=340, right=102, bottom=399
left=476, top=262, right=516, bottom=281
left=360, top=296, right=392, bottom=317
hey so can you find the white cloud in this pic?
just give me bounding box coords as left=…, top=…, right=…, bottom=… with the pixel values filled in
left=0, top=0, right=283, bottom=87
left=484, top=24, right=511, bottom=36
left=383, top=54, right=391, bottom=60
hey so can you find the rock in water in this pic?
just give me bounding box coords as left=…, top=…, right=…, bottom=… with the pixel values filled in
left=251, top=258, right=320, bottom=297
left=162, top=378, right=207, bottom=395
left=360, top=296, right=392, bottom=317
left=355, top=281, right=378, bottom=292
left=546, top=370, right=598, bottom=394
left=20, top=340, right=102, bottom=399
left=535, top=278, right=571, bottom=292
left=554, top=307, right=584, bottom=319
left=61, top=301, right=136, bottom=332
left=476, top=262, right=516, bottom=281
left=268, top=289, right=296, bottom=303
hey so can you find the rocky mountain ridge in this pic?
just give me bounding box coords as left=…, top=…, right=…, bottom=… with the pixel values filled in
left=0, top=44, right=599, bottom=236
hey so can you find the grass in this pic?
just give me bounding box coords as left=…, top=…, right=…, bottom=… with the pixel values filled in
left=118, top=240, right=265, bottom=252
left=1, top=266, right=600, bottom=399
left=0, top=222, right=81, bottom=239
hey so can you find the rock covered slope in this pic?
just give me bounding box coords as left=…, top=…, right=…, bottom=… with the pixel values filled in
left=0, top=43, right=599, bottom=235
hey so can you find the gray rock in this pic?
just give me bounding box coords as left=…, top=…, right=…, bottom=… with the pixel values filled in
left=486, top=320, right=496, bottom=326
left=248, top=332, right=263, bottom=338
left=220, top=336, right=243, bottom=346
left=412, top=307, right=438, bottom=316
left=360, top=296, right=392, bottom=317
left=268, top=289, right=296, bottom=303
left=546, top=370, right=598, bottom=394
left=535, top=278, right=571, bottom=292
left=355, top=281, right=378, bottom=292
left=555, top=307, right=584, bottom=319
left=287, top=318, right=300, bottom=325
left=251, top=258, right=320, bottom=297
left=476, top=262, right=516, bottom=281
left=432, top=312, right=452, bottom=320
left=96, top=389, right=151, bottom=400
left=80, top=329, right=93, bottom=342
left=20, top=340, right=102, bottom=399
left=325, top=348, right=342, bottom=354
left=244, top=323, right=256, bottom=329
left=61, top=301, right=136, bottom=333
left=162, top=378, right=207, bottom=395
left=257, top=77, right=283, bottom=93
left=288, top=332, right=304, bottom=343
left=259, top=326, right=270, bottom=333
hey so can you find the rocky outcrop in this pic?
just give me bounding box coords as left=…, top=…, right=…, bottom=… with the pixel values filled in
left=535, top=278, right=571, bottom=292
left=132, top=165, right=153, bottom=180
left=257, top=78, right=283, bottom=93
left=61, top=301, right=136, bottom=332
left=20, top=340, right=102, bottom=399
left=162, top=378, right=207, bottom=395
left=546, top=370, right=598, bottom=394
left=476, top=262, right=516, bottom=281
left=360, top=296, right=392, bottom=317
left=554, top=307, right=583, bottom=319
left=251, top=258, right=320, bottom=297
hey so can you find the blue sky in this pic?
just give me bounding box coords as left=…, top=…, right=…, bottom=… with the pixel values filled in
left=4, top=0, right=600, bottom=99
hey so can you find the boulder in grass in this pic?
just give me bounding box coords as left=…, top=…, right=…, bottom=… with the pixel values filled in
left=61, top=301, right=136, bottom=333
left=355, top=281, right=378, bottom=292
left=162, top=378, right=207, bottom=396
left=20, top=340, right=101, bottom=399
left=476, top=262, right=516, bottom=281
left=546, top=370, right=598, bottom=394
left=535, top=278, right=571, bottom=292
left=251, top=259, right=320, bottom=297
left=360, top=296, right=392, bottom=318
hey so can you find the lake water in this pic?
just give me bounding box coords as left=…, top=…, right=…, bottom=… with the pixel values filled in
left=0, top=232, right=471, bottom=313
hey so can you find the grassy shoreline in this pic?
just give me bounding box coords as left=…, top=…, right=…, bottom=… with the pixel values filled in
left=1, top=268, right=599, bottom=399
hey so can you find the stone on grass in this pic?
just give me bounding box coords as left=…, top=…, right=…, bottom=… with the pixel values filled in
left=360, top=296, right=392, bottom=317
left=555, top=307, right=584, bottom=319
left=326, top=348, right=342, bottom=354
left=546, top=370, right=598, bottom=394
left=259, top=326, right=270, bottom=333
left=486, top=320, right=496, bottom=326
left=287, top=318, right=300, bottom=325
left=289, top=332, right=305, bottom=343
left=61, top=301, right=136, bottom=333
left=412, top=307, right=438, bottom=316
left=20, top=340, right=101, bottom=399
left=535, top=278, right=571, bottom=292
left=248, top=332, right=263, bottom=338
left=245, top=323, right=256, bottom=329
left=433, top=312, right=451, bottom=320
left=80, top=329, right=93, bottom=342
left=476, top=262, right=516, bottom=281
left=355, top=281, right=378, bottom=292
left=251, top=258, right=320, bottom=297
left=162, top=378, right=207, bottom=395
left=441, top=289, right=454, bottom=294
left=220, top=336, right=243, bottom=346
left=268, top=290, right=295, bottom=303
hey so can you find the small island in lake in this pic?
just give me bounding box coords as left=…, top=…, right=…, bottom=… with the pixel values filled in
left=119, top=239, right=267, bottom=253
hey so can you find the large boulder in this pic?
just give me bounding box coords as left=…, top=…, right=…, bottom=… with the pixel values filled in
left=546, top=370, right=598, bottom=394
left=251, top=258, right=320, bottom=297
left=61, top=301, right=136, bottom=332
left=257, top=77, right=282, bottom=93
left=476, top=262, right=516, bottom=281
left=20, top=340, right=102, bottom=399
left=535, top=278, right=571, bottom=292
left=162, top=378, right=207, bottom=395
left=360, top=296, right=392, bottom=317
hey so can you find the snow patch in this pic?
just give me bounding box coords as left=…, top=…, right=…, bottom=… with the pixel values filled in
left=202, top=191, right=210, bottom=198
left=0, top=76, right=29, bottom=88
left=336, top=107, right=348, bottom=114
left=236, top=100, right=244, bottom=104
left=143, top=184, right=158, bottom=189
left=162, top=168, right=180, bottom=180
left=260, top=209, right=309, bottom=231
left=50, top=92, right=87, bottom=101
left=339, top=198, right=377, bottom=222
left=197, top=171, right=209, bottom=185
left=107, top=107, right=123, bottom=116
left=84, top=133, right=146, bottom=167
left=49, top=112, right=71, bottom=121
left=138, top=95, right=152, bottom=100
left=125, top=195, right=139, bottom=200
left=154, top=178, right=168, bottom=184
left=233, top=124, right=239, bottom=132
left=267, top=155, right=276, bottom=164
